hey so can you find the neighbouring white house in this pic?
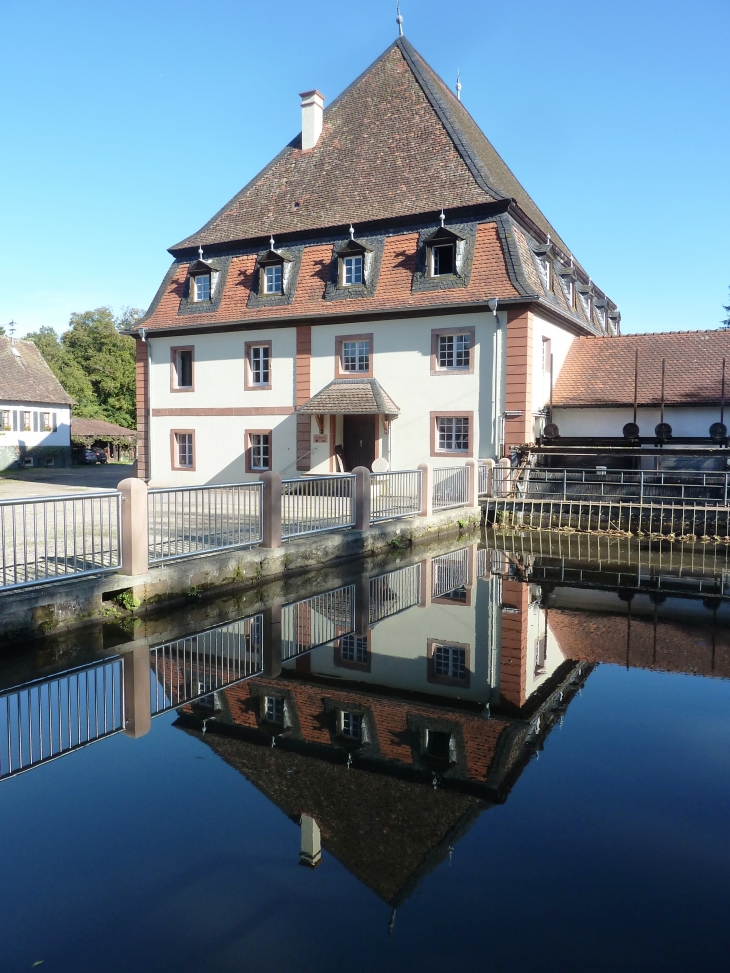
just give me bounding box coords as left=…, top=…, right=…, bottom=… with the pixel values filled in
left=131, top=36, right=618, bottom=487
left=551, top=330, right=730, bottom=465
left=0, top=336, right=73, bottom=470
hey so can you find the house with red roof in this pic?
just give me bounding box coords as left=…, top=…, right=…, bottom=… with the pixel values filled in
left=132, top=37, right=616, bottom=485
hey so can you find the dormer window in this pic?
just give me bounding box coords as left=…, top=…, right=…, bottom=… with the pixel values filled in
left=538, top=255, right=552, bottom=289
left=343, top=255, right=362, bottom=285
left=336, top=236, right=370, bottom=288
left=425, top=225, right=463, bottom=278
left=559, top=272, right=576, bottom=307
left=188, top=256, right=216, bottom=303
left=194, top=274, right=210, bottom=301
left=580, top=291, right=592, bottom=321
left=257, top=247, right=291, bottom=297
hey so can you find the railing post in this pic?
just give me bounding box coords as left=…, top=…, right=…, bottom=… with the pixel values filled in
left=497, top=458, right=511, bottom=498
left=259, top=472, right=282, bottom=549
left=263, top=605, right=282, bottom=678
left=355, top=573, right=370, bottom=636
left=353, top=466, right=371, bottom=531
left=118, top=477, right=149, bottom=576
left=418, top=462, right=433, bottom=516
left=465, top=459, right=479, bottom=509
left=482, top=458, right=495, bottom=497
left=123, top=644, right=151, bottom=739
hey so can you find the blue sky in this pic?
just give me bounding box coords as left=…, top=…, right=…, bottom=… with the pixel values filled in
left=1, top=0, right=728, bottom=337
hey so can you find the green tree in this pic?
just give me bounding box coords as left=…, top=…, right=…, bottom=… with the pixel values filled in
left=27, top=306, right=141, bottom=428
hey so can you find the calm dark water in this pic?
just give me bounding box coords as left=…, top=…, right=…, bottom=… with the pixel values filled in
left=1, top=538, right=729, bottom=973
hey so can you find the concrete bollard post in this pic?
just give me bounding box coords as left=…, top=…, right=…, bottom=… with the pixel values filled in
left=353, top=466, right=371, bottom=532
left=482, top=458, right=495, bottom=497
left=355, top=573, right=370, bottom=636
left=418, top=556, right=432, bottom=608
left=118, top=477, right=149, bottom=576
left=259, top=471, right=282, bottom=549
left=417, top=462, right=433, bottom=517
left=496, top=458, right=512, bottom=497
left=262, top=605, right=282, bottom=678
left=123, top=644, right=151, bottom=739
left=465, top=459, right=479, bottom=508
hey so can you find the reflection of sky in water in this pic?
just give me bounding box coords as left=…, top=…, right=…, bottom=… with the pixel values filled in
left=0, top=542, right=729, bottom=972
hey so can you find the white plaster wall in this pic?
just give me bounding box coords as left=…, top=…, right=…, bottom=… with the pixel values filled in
left=0, top=401, right=71, bottom=449
left=309, top=310, right=502, bottom=471
left=530, top=313, right=575, bottom=415
left=524, top=595, right=568, bottom=699
left=553, top=405, right=724, bottom=440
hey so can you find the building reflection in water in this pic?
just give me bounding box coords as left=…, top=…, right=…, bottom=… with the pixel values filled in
left=1, top=537, right=728, bottom=911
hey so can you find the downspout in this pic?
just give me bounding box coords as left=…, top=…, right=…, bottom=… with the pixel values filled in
left=139, top=328, right=151, bottom=482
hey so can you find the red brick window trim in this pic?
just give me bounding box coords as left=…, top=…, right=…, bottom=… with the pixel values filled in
left=244, top=340, right=272, bottom=390
left=430, top=411, right=474, bottom=458
left=170, top=345, right=195, bottom=392
left=430, top=327, right=476, bottom=376
left=170, top=429, right=195, bottom=471
left=245, top=428, right=272, bottom=473
left=335, top=333, right=374, bottom=379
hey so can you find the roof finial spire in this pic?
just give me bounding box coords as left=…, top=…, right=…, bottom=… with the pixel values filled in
left=396, top=0, right=403, bottom=36
left=270, top=235, right=275, bottom=250
left=546, top=234, right=551, bottom=246
left=456, top=70, right=462, bottom=102
left=198, top=245, right=204, bottom=260
left=439, top=210, right=445, bottom=227
left=349, top=224, right=355, bottom=240
left=7, top=320, right=16, bottom=342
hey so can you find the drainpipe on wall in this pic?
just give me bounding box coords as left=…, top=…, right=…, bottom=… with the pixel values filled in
left=139, top=328, right=151, bottom=482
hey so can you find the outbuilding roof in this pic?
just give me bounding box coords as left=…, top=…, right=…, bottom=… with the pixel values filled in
left=0, top=337, right=74, bottom=406
left=71, top=418, right=137, bottom=439
left=553, top=331, right=730, bottom=408
left=297, top=378, right=400, bottom=416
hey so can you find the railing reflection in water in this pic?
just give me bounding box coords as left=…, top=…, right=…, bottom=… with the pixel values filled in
left=282, top=585, right=355, bottom=660
left=0, top=657, right=125, bottom=780
left=150, top=615, right=264, bottom=715
left=369, top=563, right=422, bottom=623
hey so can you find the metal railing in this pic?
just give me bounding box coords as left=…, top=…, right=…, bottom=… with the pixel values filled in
left=499, top=468, right=730, bottom=506
left=148, top=482, right=262, bottom=565
left=432, top=548, right=470, bottom=598
left=433, top=466, right=470, bottom=510
left=150, top=614, right=263, bottom=715
left=281, top=474, right=355, bottom=539
left=478, top=462, right=491, bottom=496
left=281, top=584, right=355, bottom=659
left=0, top=492, right=121, bottom=591
left=0, top=657, right=125, bottom=781
left=370, top=470, right=422, bottom=522
left=369, top=563, right=422, bottom=623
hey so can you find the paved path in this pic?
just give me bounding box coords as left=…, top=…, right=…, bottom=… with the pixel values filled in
left=0, top=464, right=134, bottom=501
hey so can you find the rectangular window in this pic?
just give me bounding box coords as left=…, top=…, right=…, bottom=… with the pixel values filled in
left=431, top=244, right=455, bottom=276
left=341, top=712, right=361, bottom=740
left=538, top=255, right=551, bottom=289
left=0, top=410, right=10, bottom=431
left=172, top=431, right=194, bottom=469
left=342, top=255, right=363, bottom=286
left=564, top=278, right=574, bottom=306
left=342, top=339, right=369, bottom=372
left=246, top=429, right=272, bottom=472
left=171, top=347, right=194, bottom=390
left=433, top=644, right=467, bottom=680
left=42, top=412, right=52, bottom=431
left=437, top=416, right=469, bottom=453
left=340, top=634, right=368, bottom=664
left=22, top=412, right=31, bottom=432
left=438, top=333, right=470, bottom=369
left=264, top=696, right=284, bottom=724
left=264, top=264, right=282, bottom=294
left=194, top=274, right=210, bottom=301
left=535, top=635, right=547, bottom=675
left=250, top=344, right=270, bottom=386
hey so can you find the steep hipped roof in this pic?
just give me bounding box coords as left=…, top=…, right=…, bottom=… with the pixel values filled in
left=553, top=331, right=730, bottom=407
left=172, top=38, right=567, bottom=254
left=0, top=337, right=74, bottom=406
left=298, top=378, right=400, bottom=416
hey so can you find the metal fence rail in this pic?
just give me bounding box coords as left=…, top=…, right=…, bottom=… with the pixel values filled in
left=487, top=497, right=730, bottom=538
left=433, top=466, right=470, bottom=510
left=0, top=491, right=121, bottom=591
left=478, top=462, right=491, bottom=497
left=432, top=548, right=470, bottom=598
left=281, top=585, right=355, bottom=659
left=0, top=657, right=125, bottom=781
left=501, top=468, right=730, bottom=505
left=281, top=475, right=355, bottom=539
left=148, top=482, right=262, bottom=565
left=370, top=563, right=422, bottom=623
left=150, top=615, right=263, bottom=715
left=370, top=470, right=422, bottom=523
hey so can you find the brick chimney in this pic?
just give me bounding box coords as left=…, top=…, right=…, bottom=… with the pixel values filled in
left=299, top=90, right=324, bottom=150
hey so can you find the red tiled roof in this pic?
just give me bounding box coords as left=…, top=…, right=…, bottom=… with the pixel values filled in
left=141, top=223, right=521, bottom=332
left=553, top=331, right=730, bottom=407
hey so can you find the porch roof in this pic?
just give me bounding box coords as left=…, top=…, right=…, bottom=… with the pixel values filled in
left=297, top=378, right=400, bottom=417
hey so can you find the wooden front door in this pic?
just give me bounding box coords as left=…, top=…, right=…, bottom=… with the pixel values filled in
left=342, top=415, right=377, bottom=472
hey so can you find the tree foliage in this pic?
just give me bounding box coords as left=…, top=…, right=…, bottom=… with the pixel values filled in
left=27, top=307, right=143, bottom=428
